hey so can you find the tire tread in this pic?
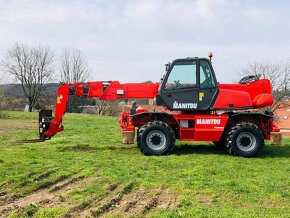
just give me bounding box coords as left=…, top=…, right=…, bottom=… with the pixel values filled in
left=225, top=122, right=264, bottom=157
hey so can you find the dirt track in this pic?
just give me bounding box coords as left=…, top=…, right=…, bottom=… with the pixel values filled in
left=0, top=176, right=177, bottom=217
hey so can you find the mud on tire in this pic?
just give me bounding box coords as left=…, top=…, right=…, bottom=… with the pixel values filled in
left=225, top=122, right=264, bottom=157
left=137, top=121, right=176, bottom=156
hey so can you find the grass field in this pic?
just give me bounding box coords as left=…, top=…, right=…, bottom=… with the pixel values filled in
left=0, top=111, right=290, bottom=217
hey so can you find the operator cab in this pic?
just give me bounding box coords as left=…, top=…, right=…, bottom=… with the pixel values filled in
left=156, top=57, right=218, bottom=111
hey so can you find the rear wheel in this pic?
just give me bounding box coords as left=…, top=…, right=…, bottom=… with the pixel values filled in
left=137, top=121, right=175, bottom=156
left=225, top=122, right=264, bottom=157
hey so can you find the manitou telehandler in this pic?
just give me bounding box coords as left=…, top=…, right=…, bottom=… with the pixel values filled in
left=37, top=53, right=281, bottom=157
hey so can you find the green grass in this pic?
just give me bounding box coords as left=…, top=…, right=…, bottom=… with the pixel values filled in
left=0, top=111, right=290, bottom=217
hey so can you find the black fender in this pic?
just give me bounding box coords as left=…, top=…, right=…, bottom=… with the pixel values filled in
left=226, top=111, right=273, bottom=120
left=224, top=111, right=273, bottom=137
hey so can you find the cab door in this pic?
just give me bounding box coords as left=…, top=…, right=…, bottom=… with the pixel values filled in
left=198, top=59, right=218, bottom=110
left=158, top=59, right=200, bottom=111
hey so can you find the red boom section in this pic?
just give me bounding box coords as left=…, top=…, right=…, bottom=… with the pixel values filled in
left=213, top=79, right=273, bottom=109
left=86, top=81, right=159, bottom=99
left=43, top=81, right=159, bottom=137
left=44, top=85, right=69, bottom=137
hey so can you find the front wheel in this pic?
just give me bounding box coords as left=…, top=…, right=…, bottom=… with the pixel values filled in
left=225, top=122, right=264, bottom=157
left=137, top=121, right=176, bottom=156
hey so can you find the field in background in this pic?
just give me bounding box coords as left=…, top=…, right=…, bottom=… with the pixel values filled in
left=0, top=111, right=290, bottom=217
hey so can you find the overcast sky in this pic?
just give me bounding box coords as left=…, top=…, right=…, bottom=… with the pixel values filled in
left=0, top=0, right=289, bottom=83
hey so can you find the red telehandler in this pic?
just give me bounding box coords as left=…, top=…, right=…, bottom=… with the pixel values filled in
left=38, top=54, right=281, bottom=157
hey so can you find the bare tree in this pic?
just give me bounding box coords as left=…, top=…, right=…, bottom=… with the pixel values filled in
left=1, top=43, right=54, bottom=112
left=95, top=99, right=108, bottom=115
left=60, top=48, right=91, bottom=113
left=104, top=101, right=122, bottom=116
left=94, top=99, right=122, bottom=116
left=60, top=48, right=91, bottom=83
left=241, top=60, right=290, bottom=112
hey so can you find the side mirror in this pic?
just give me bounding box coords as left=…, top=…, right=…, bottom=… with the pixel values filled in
left=165, top=62, right=171, bottom=71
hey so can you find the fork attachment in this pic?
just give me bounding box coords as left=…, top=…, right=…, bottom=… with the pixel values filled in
left=39, top=110, right=53, bottom=140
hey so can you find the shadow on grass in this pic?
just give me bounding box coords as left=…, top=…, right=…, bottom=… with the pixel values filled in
left=259, top=145, right=290, bottom=158
left=174, top=144, right=226, bottom=156
left=57, top=144, right=136, bottom=152
left=57, top=143, right=290, bottom=158
left=58, top=144, right=96, bottom=152
left=174, top=144, right=290, bottom=158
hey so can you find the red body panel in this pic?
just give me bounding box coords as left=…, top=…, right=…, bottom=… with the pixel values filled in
left=123, top=111, right=230, bottom=141
left=213, top=79, right=273, bottom=109
left=172, top=114, right=229, bottom=141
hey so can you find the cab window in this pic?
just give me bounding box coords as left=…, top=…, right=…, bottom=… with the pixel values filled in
left=200, top=60, right=215, bottom=88
left=164, top=61, right=197, bottom=90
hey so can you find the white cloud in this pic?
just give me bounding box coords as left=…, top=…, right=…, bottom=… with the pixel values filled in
left=0, top=0, right=289, bottom=84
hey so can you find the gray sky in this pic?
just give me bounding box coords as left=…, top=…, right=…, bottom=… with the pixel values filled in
left=0, top=0, right=289, bottom=83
